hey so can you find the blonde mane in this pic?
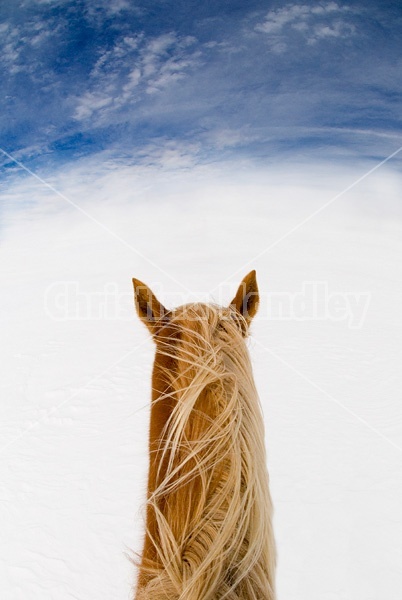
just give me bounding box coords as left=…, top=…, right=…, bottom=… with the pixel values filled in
left=133, top=277, right=276, bottom=600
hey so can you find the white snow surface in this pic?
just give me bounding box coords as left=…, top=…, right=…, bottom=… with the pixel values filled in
left=1, top=160, right=402, bottom=600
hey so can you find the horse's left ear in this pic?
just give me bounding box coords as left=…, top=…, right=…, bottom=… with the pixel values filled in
left=132, top=278, right=168, bottom=335
left=230, top=270, right=259, bottom=326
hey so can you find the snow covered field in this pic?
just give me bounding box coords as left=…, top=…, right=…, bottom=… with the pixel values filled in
left=1, top=159, right=402, bottom=599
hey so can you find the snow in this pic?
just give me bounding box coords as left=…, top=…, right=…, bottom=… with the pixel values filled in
left=1, top=159, right=402, bottom=599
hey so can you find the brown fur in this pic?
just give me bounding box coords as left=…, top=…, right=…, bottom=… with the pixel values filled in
left=132, top=272, right=276, bottom=600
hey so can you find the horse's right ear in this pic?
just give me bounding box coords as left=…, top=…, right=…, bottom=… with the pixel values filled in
left=230, top=270, right=259, bottom=328
left=132, top=279, right=167, bottom=334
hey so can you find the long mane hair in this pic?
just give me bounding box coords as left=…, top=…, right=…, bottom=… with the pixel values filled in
left=133, top=272, right=276, bottom=600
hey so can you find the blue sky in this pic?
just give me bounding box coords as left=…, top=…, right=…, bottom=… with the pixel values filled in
left=1, top=0, right=402, bottom=172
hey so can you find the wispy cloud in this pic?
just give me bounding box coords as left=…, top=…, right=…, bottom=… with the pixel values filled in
left=255, top=2, right=356, bottom=49
left=1, top=1, right=401, bottom=168
left=72, top=32, right=200, bottom=123
left=0, top=22, right=23, bottom=73
left=0, top=13, right=62, bottom=78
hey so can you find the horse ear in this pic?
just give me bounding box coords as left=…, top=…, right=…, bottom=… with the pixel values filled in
left=230, top=270, right=259, bottom=326
left=132, top=278, right=167, bottom=334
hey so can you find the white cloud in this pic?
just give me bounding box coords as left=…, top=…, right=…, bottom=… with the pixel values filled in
left=255, top=2, right=356, bottom=47
left=311, top=1, right=342, bottom=14
left=134, top=138, right=202, bottom=169
left=72, top=32, right=200, bottom=123
left=103, top=0, right=131, bottom=13
left=0, top=23, right=23, bottom=73
left=141, top=33, right=177, bottom=79
left=73, top=92, right=114, bottom=121
left=256, top=4, right=311, bottom=34
left=30, top=28, right=51, bottom=46
left=0, top=14, right=62, bottom=77
left=311, top=21, right=355, bottom=40
left=140, top=33, right=199, bottom=93
left=202, top=127, right=262, bottom=150
left=90, top=35, right=143, bottom=79
left=121, top=67, right=141, bottom=100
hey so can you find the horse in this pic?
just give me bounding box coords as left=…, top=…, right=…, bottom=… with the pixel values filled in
left=132, top=270, right=276, bottom=600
